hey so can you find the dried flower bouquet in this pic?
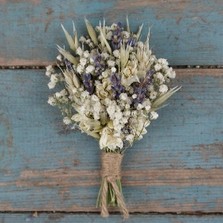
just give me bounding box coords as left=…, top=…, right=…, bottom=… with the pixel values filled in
left=46, top=17, right=180, bottom=218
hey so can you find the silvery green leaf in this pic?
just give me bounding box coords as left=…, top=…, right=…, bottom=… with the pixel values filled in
left=99, top=28, right=112, bottom=54
left=120, top=44, right=130, bottom=69
left=57, top=45, right=78, bottom=65
left=71, top=70, right=80, bottom=88
left=152, top=86, right=181, bottom=110
left=145, top=26, right=151, bottom=50
left=61, top=69, right=74, bottom=88
left=85, top=18, right=98, bottom=45
left=72, top=21, right=79, bottom=50
left=136, top=23, right=144, bottom=40
left=102, top=18, right=106, bottom=34
left=126, top=15, right=130, bottom=33
left=61, top=24, right=76, bottom=51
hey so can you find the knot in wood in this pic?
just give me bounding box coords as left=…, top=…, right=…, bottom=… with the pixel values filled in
left=101, top=152, right=123, bottom=179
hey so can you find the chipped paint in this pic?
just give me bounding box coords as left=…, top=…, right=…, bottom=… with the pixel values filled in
left=0, top=0, right=41, bottom=4
left=0, top=57, right=54, bottom=66
left=13, top=168, right=223, bottom=188
left=193, top=143, right=223, bottom=162
left=1, top=1, right=223, bottom=65
left=0, top=113, right=14, bottom=167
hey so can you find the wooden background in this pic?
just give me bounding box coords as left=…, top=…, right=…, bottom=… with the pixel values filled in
left=0, top=0, right=222, bottom=222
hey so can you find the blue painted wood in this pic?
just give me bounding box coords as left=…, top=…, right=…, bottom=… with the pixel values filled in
left=1, top=213, right=223, bottom=223
left=0, top=69, right=222, bottom=212
left=0, top=0, right=223, bottom=66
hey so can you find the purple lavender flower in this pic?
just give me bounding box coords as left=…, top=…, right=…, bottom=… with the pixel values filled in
left=110, top=73, right=124, bottom=99
left=143, top=69, right=154, bottom=86
left=132, top=85, right=147, bottom=106
left=82, top=73, right=94, bottom=95
left=64, top=59, right=73, bottom=71
left=127, top=36, right=137, bottom=47
left=93, top=54, right=105, bottom=76
left=132, top=70, right=154, bottom=107
left=111, top=23, right=123, bottom=50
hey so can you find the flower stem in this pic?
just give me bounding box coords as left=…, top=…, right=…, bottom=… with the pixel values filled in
left=96, top=178, right=123, bottom=208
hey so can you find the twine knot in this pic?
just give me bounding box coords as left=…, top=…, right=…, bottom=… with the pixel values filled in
left=100, top=152, right=129, bottom=219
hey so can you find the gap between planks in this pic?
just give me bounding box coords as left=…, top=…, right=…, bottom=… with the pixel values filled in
left=1, top=211, right=223, bottom=216
left=0, top=65, right=223, bottom=70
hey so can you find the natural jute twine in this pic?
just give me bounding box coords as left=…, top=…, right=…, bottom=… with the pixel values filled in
left=100, top=152, right=129, bottom=219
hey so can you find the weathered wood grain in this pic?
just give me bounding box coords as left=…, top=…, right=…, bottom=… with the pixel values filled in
left=1, top=213, right=223, bottom=223
left=0, top=69, right=222, bottom=213
left=0, top=0, right=223, bottom=66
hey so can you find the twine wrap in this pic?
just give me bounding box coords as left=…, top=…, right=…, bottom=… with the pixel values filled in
left=100, top=152, right=129, bottom=219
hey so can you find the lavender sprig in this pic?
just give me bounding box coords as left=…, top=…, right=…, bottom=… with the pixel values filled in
left=83, top=73, right=94, bottom=95
left=94, top=54, right=106, bottom=76
left=110, top=73, right=124, bottom=99
left=111, top=22, right=123, bottom=50
left=132, top=70, right=154, bottom=106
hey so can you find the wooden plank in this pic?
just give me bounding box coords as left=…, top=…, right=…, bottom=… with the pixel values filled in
left=1, top=213, right=223, bottom=223
left=0, top=69, right=222, bottom=213
left=0, top=0, right=223, bottom=66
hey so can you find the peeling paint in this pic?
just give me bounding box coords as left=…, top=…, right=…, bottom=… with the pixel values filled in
left=0, top=113, right=14, bottom=166
left=0, top=57, right=54, bottom=66
left=193, top=143, right=223, bottom=162
left=13, top=168, right=223, bottom=188
left=0, top=0, right=41, bottom=4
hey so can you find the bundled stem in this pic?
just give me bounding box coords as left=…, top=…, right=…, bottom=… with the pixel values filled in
left=96, top=152, right=129, bottom=219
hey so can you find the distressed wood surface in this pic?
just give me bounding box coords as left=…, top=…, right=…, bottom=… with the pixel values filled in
left=1, top=213, right=223, bottom=223
left=0, top=0, right=223, bottom=66
left=0, top=69, right=222, bottom=213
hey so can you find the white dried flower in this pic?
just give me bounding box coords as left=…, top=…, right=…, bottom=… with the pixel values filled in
left=159, top=84, right=168, bottom=93
left=132, top=94, right=137, bottom=99
left=150, top=91, right=157, bottom=100
left=155, top=72, right=165, bottom=83
left=80, top=58, right=87, bottom=66
left=48, top=82, right=56, bottom=89
left=79, top=36, right=86, bottom=42
left=76, top=47, right=83, bottom=56
left=91, top=94, right=99, bottom=101
left=48, top=96, right=56, bottom=106
left=101, top=52, right=109, bottom=59
left=107, top=60, right=115, bottom=67
left=122, top=31, right=130, bottom=39
left=48, top=74, right=58, bottom=89
left=45, top=65, right=54, bottom=77
left=86, top=65, right=95, bottom=73
left=137, top=103, right=143, bottom=110
left=154, top=64, right=162, bottom=71
left=77, top=64, right=84, bottom=74
left=124, top=110, right=131, bottom=117
left=145, top=105, right=151, bottom=111
left=63, top=117, right=72, bottom=125
left=113, top=50, right=120, bottom=58
left=56, top=54, right=62, bottom=61
left=83, top=50, right=90, bottom=58
left=111, top=67, right=117, bottom=73
left=99, top=127, right=123, bottom=150
left=167, top=68, right=176, bottom=79
left=111, top=23, right=117, bottom=30
left=81, top=91, right=89, bottom=98
left=125, top=104, right=130, bottom=109
left=158, top=58, right=168, bottom=66
left=126, top=134, right=134, bottom=142
left=120, top=93, right=128, bottom=101
left=150, top=111, right=159, bottom=120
